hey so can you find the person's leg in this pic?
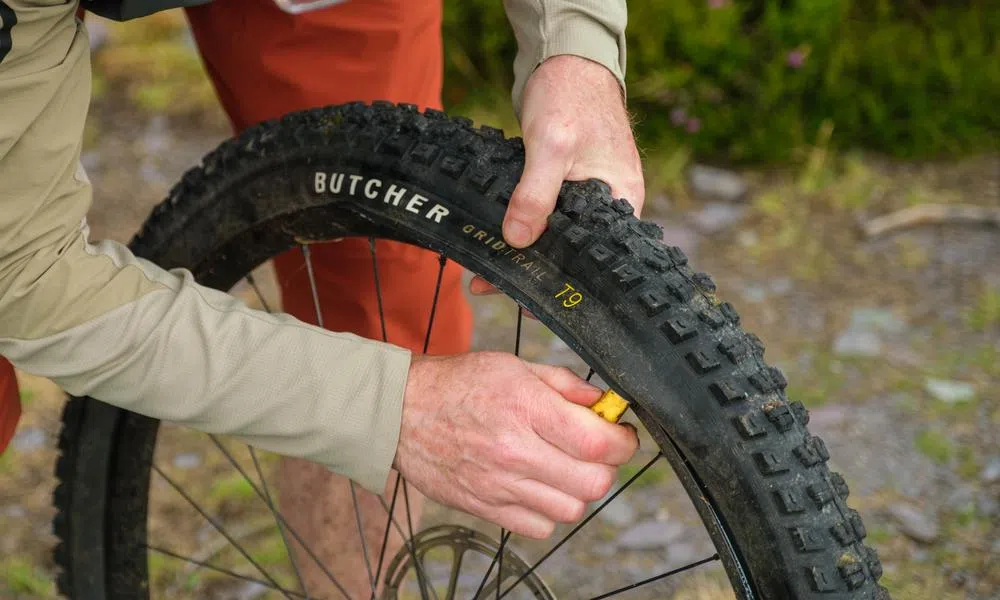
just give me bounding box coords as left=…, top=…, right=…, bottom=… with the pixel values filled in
left=185, top=0, right=472, bottom=595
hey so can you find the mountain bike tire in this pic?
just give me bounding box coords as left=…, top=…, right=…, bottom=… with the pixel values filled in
left=52, top=102, right=889, bottom=599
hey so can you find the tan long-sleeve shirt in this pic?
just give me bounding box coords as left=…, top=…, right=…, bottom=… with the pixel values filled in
left=0, top=0, right=626, bottom=492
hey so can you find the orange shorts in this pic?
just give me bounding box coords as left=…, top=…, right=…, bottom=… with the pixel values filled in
left=187, top=0, right=472, bottom=353
left=0, top=0, right=473, bottom=454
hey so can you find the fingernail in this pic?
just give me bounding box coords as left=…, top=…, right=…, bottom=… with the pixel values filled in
left=469, top=277, right=495, bottom=296
left=623, top=423, right=640, bottom=448
left=504, top=218, right=532, bottom=247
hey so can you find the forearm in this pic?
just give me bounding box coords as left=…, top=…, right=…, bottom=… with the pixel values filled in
left=0, top=0, right=407, bottom=492
left=502, top=0, right=627, bottom=115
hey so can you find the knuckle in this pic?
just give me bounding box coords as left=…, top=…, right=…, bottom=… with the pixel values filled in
left=558, top=499, right=587, bottom=523
left=554, top=366, right=576, bottom=381
left=493, top=435, right=519, bottom=469
left=583, top=466, right=615, bottom=501
left=578, top=429, right=610, bottom=463
left=537, top=123, right=577, bottom=155
left=511, top=191, right=551, bottom=219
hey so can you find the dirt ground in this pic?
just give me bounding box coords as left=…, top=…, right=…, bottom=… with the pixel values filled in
left=1, top=14, right=998, bottom=600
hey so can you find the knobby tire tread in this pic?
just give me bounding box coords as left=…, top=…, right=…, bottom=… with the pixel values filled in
left=53, top=102, right=889, bottom=600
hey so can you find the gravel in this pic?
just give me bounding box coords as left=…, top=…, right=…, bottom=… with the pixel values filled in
left=887, top=503, right=940, bottom=543
left=617, top=520, right=687, bottom=551
left=688, top=165, right=749, bottom=202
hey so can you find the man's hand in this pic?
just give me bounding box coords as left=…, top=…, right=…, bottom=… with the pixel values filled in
left=393, top=352, right=639, bottom=539
left=503, top=54, right=645, bottom=248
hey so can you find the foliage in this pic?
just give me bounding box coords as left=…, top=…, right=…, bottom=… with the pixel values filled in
left=1, top=557, right=55, bottom=597
left=443, top=0, right=1000, bottom=162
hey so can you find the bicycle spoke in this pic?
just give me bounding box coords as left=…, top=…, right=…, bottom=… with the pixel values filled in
left=444, top=547, right=465, bottom=600
left=587, top=554, right=721, bottom=600
left=376, top=495, right=440, bottom=600
left=370, top=475, right=403, bottom=600
left=147, top=544, right=310, bottom=599
left=470, top=530, right=511, bottom=600
left=422, top=254, right=448, bottom=354
left=301, top=245, right=325, bottom=329
left=303, top=243, right=377, bottom=594
left=249, top=446, right=309, bottom=598
left=402, top=480, right=433, bottom=600
left=245, top=272, right=273, bottom=313
left=369, top=237, right=389, bottom=343
left=499, top=453, right=664, bottom=599
left=151, top=464, right=293, bottom=599
left=368, top=238, right=435, bottom=600
left=207, top=436, right=352, bottom=600
left=514, top=307, right=523, bottom=357
left=496, top=529, right=506, bottom=600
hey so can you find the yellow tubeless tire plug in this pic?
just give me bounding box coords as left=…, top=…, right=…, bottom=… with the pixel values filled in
left=590, top=389, right=630, bottom=424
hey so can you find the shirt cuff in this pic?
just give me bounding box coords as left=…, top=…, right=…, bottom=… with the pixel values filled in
left=508, top=1, right=627, bottom=117
left=344, top=344, right=411, bottom=493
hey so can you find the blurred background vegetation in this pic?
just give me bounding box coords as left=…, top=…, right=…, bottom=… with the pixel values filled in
left=94, top=0, right=1000, bottom=164
left=442, top=0, right=999, bottom=162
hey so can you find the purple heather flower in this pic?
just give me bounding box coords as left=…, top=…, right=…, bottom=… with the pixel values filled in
left=686, top=117, right=701, bottom=134
left=708, top=0, right=730, bottom=8
left=670, top=108, right=688, bottom=126
left=786, top=49, right=806, bottom=69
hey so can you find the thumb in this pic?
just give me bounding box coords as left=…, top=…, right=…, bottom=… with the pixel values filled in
left=504, top=142, right=571, bottom=248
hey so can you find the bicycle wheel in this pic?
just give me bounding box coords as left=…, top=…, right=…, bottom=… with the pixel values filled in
left=52, top=102, right=889, bottom=599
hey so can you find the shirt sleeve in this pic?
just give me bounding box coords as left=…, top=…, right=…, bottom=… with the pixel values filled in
left=0, top=0, right=408, bottom=493
left=502, top=0, right=627, bottom=116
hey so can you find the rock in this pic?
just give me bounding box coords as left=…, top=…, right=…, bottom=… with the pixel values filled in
left=888, top=503, right=939, bottom=543
left=665, top=542, right=700, bottom=569
left=172, top=452, right=203, bottom=470
left=689, top=202, right=748, bottom=234
left=833, top=330, right=882, bottom=358
left=911, top=548, right=931, bottom=563
left=616, top=520, right=686, bottom=551
left=769, top=277, right=794, bottom=296
left=977, top=495, right=998, bottom=518
left=231, top=581, right=268, bottom=600
left=946, top=485, right=976, bottom=510
left=656, top=223, right=701, bottom=258
left=924, top=379, right=975, bottom=404
left=688, top=165, right=748, bottom=203
left=849, top=308, right=907, bottom=335
left=596, top=497, right=635, bottom=528
left=11, top=427, right=46, bottom=452
left=737, top=230, right=759, bottom=248
left=981, top=457, right=1000, bottom=484
left=741, top=283, right=768, bottom=304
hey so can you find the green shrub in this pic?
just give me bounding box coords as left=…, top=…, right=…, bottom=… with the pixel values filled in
left=443, top=0, right=1000, bottom=162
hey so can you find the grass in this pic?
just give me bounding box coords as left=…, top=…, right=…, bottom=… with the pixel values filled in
left=783, top=348, right=846, bottom=407
left=90, top=12, right=219, bottom=119
left=878, top=564, right=966, bottom=600
left=965, top=285, right=1000, bottom=332
left=617, top=461, right=669, bottom=488
left=914, top=429, right=953, bottom=465
left=1, top=557, right=55, bottom=597
left=208, top=473, right=256, bottom=505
